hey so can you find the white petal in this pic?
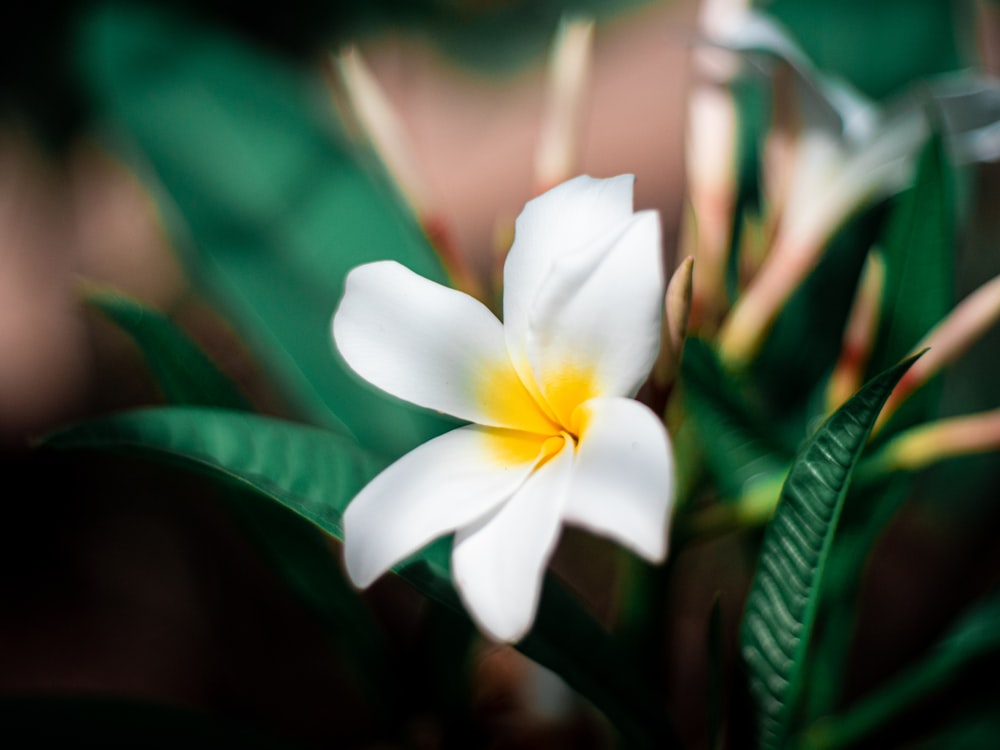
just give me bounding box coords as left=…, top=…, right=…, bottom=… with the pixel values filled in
left=343, top=424, right=543, bottom=588
left=333, top=261, right=552, bottom=431
left=563, top=397, right=674, bottom=562
left=451, top=437, right=575, bottom=642
left=527, top=211, right=665, bottom=423
left=503, top=175, right=636, bottom=382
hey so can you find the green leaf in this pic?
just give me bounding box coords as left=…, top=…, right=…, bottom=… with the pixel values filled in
left=87, top=288, right=393, bottom=706
left=681, top=338, right=791, bottom=501
left=0, top=695, right=303, bottom=748
left=869, top=136, right=954, bottom=430
left=908, top=706, right=1000, bottom=750
left=801, top=475, right=910, bottom=722
left=802, top=588, right=1000, bottom=750
left=75, top=3, right=455, bottom=458
left=44, top=407, right=384, bottom=542
left=521, top=579, right=680, bottom=749
left=85, top=287, right=251, bottom=410
left=44, top=407, right=677, bottom=747
left=752, top=207, right=884, bottom=418
left=739, top=354, right=918, bottom=750
left=762, top=0, right=965, bottom=100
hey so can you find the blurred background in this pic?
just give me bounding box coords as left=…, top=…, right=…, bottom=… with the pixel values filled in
left=2, top=0, right=1000, bottom=747
left=0, top=2, right=692, bottom=746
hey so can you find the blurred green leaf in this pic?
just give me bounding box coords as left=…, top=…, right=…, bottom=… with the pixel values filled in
left=908, top=706, right=1000, bottom=750
left=85, top=287, right=251, bottom=410
left=87, top=288, right=393, bottom=707
left=521, top=578, right=680, bottom=749
left=801, top=474, right=910, bottom=722
left=76, top=3, right=455, bottom=458
left=752, top=207, right=884, bottom=423
left=802, top=587, right=1000, bottom=749
left=44, top=407, right=677, bottom=747
left=681, top=338, right=791, bottom=501
left=761, top=0, right=966, bottom=100
left=870, top=136, right=954, bottom=429
left=740, top=355, right=917, bottom=750
left=0, top=695, right=303, bottom=748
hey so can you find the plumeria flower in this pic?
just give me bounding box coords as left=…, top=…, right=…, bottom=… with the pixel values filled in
left=332, top=174, right=675, bottom=642
left=691, top=10, right=1000, bottom=365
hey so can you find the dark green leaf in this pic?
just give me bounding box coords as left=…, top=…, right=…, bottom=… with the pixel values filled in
left=802, top=588, right=1000, bottom=750
left=76, top=3, right=455, bottom=458
left=751, top=207, right=884, bottom=420
left=222, top=488, right=394, bottom=707
left=44, top=407, right=384, bottom=541
left=521, top=578, right=680, bottom=749
left=44, top=407, right=677, bottom=746
left=85, top=287, right=251, bottom=410
left=802, top=475, right=910, bottom=722
left=873, top=137, right=954, bottom=371
left=88, top=288, right=393, bottom=706
left=762, top=0, right=965, bottom=100
left=908, top=706, right=1000, bottom=750
left=681, top=338, right=790, bottom=501
left=739, top=355, right=918, bottom=750
left=869, top=136, right=954, bottom=432
left=799, top=140, right=955, bottom=721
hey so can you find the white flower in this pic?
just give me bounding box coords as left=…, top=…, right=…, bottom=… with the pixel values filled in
left=332, top=174, right=675, bottom=642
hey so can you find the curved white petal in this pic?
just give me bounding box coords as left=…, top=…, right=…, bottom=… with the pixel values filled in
left=526, top=211, right=664, bottom=423
left=333, top=261, right=552, bottom=431
left=503, top=175, right=637, bottom=385
left=451, top=436, right=575, bottom=642
left=343, top=425, right=544, bottom=588
left=563, top=397, right=674, bottom=562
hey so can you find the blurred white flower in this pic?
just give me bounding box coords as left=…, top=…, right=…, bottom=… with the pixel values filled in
left=332, top=175, right=674, bottom=642
left=695, top=11, right=1000, bottom=366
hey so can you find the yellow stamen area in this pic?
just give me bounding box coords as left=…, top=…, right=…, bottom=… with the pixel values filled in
left=476, top=358, right=598, bottom=467
left=475, top=360, right=558, bottom=434
left=483, top=429, right=567, bottom=468
left=541, top=363, right=599, bottom=435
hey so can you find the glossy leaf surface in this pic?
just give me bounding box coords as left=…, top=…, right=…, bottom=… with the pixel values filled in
left=740, top=355, right=917, bottom=749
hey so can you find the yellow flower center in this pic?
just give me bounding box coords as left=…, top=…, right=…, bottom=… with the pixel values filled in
left=476, top=358, right=598, bottom=466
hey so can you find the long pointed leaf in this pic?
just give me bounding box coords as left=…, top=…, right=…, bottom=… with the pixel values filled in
left=85, top=287, right=251, bottom=410
left=871, top=137, right=954, bottom=377
left=43, top=408, right=383, bottom=540
left=803, top=138, right=955, bottom=721
left=740, top=355, right=918, bottom=749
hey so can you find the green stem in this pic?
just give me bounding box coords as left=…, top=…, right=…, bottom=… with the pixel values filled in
left=800, top=659, right=951, bottom=750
